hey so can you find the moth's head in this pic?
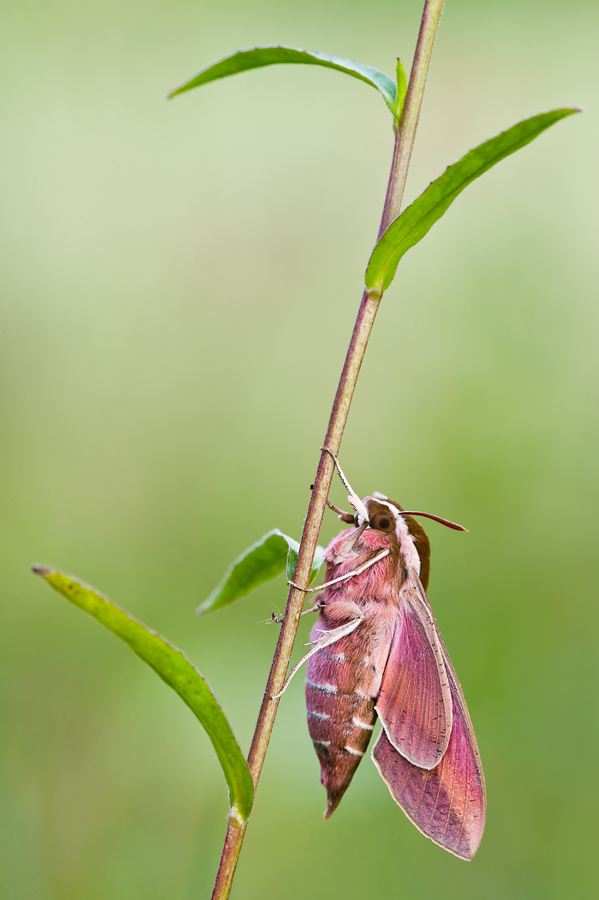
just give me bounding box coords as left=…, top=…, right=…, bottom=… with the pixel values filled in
left=338, top=493, right=432, bottom=590
left=363, top=496, right=400, bottom=533
left=336, top=495, right=397, bottom=528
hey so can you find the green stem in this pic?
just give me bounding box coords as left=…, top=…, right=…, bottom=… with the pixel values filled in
left=211, top=3, right=445, bottom=898
left=379, top=0, right=445, bottom=236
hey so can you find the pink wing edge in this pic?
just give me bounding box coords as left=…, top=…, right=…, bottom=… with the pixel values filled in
left=372, top=609, right=486, bottom=860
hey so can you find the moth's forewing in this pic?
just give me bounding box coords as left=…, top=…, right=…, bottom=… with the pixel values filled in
left=372, top=623, right=486, bottom=860
left=375, top=575, right=452, bottom=769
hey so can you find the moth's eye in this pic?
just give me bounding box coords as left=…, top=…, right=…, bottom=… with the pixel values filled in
left=370, top=512, right=395, bottom=533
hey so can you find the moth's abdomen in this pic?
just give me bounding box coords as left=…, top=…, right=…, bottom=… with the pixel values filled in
left=306, top=627, right=380, bottom=819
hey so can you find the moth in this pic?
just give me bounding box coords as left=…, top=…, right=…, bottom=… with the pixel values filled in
left=292, top=453, right=486, bottom=860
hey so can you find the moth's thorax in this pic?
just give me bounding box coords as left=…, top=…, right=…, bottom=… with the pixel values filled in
left=323, top=526, right=399, bottom=626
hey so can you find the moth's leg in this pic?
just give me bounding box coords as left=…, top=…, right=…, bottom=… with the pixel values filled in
left=321, top=446, right=356, bottom=498
left=310, top=480, right=354, bottom=523
left=300, top=598, right=324, bottom=617
left=321, top=446, right=369, bottom=523
left=325, top=499, right=355, bottom=523
left=271, top=616, right=363, bottom=700
left=288, top=548, right=390, bottom=593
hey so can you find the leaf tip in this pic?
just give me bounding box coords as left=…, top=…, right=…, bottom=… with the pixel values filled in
left=553, top=106, right=583, bottom=120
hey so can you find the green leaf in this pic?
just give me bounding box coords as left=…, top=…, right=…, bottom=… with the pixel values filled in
left=32, top=566, right=254, bottom=822
left=168, top=45, right=398, bottom=118
left=395, top=57, right=407, bottom=120
left=286, top=541, right=326, bottom=584
left=365, top=108, right=580, bottom=293
left=198, top=529, right=326, bottom=616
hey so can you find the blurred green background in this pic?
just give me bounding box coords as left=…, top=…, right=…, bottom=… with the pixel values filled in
left=1, top=1, right=597, bottom=897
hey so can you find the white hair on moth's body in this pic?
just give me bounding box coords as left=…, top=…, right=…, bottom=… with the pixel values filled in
left=352, top=717, right=374, bottom=731
left=395, top=515, right=421, bottom=574
left=354, top=687, right=375, bottom=700
left=344, top=745, right=364, bottom=757
left=306, top=680, right=337, bottom=694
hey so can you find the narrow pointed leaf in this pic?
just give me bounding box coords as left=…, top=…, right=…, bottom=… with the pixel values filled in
left=198, top=529, right=326, bottom=616
left=169, top=45, right=398, bottom=117
left=32, top=566, right=254, bottom=821
left=365, top=108, right=580, bottom=293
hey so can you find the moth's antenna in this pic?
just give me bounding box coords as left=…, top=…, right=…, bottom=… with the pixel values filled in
left=374, top=492, right=467, bottom=531
left=400, top=511, right=467, bottom=532
left=321, top=447, right=369, bottom=524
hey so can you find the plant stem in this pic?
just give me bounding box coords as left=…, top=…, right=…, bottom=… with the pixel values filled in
left=379, top=0, right=445, bottom=236
left=211, top=3, right=445, bottom=897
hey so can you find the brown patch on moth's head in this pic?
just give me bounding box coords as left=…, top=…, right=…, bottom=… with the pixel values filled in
left=380, top=498, right=431, bottom=591
left=363, top=498, right=397, bottom=534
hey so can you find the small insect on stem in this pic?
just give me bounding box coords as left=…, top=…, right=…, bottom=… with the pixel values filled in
left=297, top=452, right=486, bottom=859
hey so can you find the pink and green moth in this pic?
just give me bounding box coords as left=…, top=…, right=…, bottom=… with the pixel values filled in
left=289, top=452, right=486, bottom=860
